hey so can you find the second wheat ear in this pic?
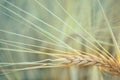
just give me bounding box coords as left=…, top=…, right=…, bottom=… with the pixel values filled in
left=58, top=53, right=120, bottom=76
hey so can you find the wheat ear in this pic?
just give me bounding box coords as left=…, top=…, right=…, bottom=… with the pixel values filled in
left=59, top=54, right=120, bottom=76
left=1, top=53, right=120, bottom=76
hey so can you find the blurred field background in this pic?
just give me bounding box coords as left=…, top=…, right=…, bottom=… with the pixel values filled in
left=0, top=0, right=120, bottom=80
